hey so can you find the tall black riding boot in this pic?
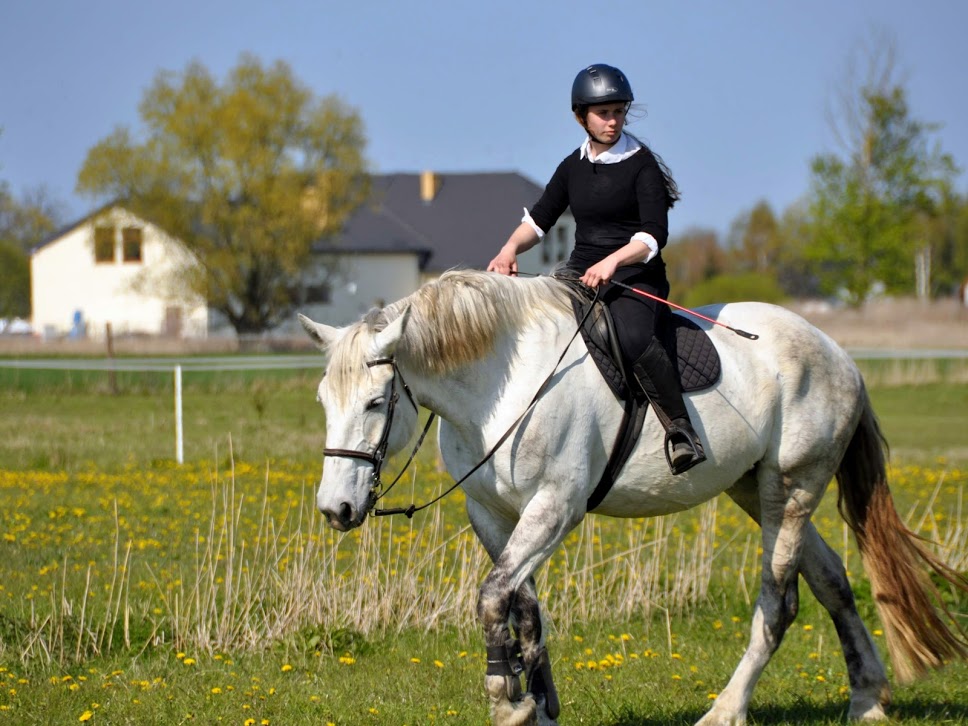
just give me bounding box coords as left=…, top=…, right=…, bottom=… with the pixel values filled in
left=630, top=338, right=707, bottom=475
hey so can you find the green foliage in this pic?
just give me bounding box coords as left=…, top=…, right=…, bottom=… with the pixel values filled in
left=76, top=54, right=370, bottom=333
left=806, top=85, right=957, bottom=306
left=0, top=180, right=63, bottom=254
left=665, top=228, right=727, bottom=291
left=727, top=200, right=782, bottom=274
left=681, top=272, right=786, bottom=308
left=0, top=181, right=63, bottom=318
left=0, top=240, right=29, bottom=318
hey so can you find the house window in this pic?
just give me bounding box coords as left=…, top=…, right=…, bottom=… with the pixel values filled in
left=94, top=226, right=115, bottom=263
left=122, top=227, right=143, bottom=262
left=304, top=282, right=332, bottom=304
left=557, top=226, right=570, bottom=262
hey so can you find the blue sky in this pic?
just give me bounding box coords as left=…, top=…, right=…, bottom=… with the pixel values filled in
left=2, top=0, right=966, bottom=240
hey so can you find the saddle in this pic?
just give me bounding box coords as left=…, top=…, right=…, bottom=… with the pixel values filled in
left=563, top=280, right=721, bottom=510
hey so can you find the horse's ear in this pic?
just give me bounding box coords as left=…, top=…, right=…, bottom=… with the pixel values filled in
left=371, top=306, right=412, bottom=357
left=299, top=314, right=340, bottom=352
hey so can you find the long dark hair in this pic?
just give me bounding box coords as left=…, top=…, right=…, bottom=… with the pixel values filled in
left=625, top=130, right=681, bottom=209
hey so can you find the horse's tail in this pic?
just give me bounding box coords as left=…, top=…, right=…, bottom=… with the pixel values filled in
left=836, top=387, right=968, bottom=683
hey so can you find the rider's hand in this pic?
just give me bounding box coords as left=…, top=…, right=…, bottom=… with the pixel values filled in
left=580, top=257, right=618, bottom=288
left=487, top=246, right=518, bottom=276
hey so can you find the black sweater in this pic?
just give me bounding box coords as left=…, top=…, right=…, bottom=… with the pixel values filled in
left=529, top=146, right=672, bottom=272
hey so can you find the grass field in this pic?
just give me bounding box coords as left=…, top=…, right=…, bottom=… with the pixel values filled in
left=0, top=363, right=966, bottom=724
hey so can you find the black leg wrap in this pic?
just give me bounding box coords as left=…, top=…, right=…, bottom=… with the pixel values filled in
left=526, top=646, right=560, bottom=720
left=486, top=638, right=524, bottom=678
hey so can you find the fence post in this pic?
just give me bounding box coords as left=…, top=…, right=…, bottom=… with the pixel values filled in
left=174, top=365, right=184, bottom=464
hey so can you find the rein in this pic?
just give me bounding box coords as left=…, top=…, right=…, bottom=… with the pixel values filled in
left=325, top=281, right=599, bottom=520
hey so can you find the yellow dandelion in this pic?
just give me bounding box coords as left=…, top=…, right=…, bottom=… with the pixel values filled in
left=182, top=658, right=196, bottom=666
left=78, top=711, right=94, bottom=722
left=802, top=624, right=813, bottom=631
left=210, top=687, right=222, bottom=694
left=410, top=658, right=421, bottom=664
left=281, top=664, right=293, bottom=672
left=434, top=660, right=444, bottom=668
left=244, top=720, right=256, bottom=726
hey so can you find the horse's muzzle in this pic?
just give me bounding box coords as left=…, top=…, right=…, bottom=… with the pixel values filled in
left=318, top=490, right=376, bottom=531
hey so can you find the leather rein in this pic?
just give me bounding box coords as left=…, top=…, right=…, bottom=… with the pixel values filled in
left=321, top=284, right=598, bottom=519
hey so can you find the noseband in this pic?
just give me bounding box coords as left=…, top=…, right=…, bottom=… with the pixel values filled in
left=322, top=358, right=433, bottom=500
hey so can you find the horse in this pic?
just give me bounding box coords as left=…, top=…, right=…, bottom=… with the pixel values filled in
left=299, top=269, right=967, bottom=726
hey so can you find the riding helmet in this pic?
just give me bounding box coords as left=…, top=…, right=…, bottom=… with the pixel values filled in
left=571, top=64, right=634, bottom=111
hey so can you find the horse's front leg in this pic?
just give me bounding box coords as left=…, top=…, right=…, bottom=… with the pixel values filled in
left=511, top=578, right=560, bottom=721
left=468, top=496, right=578, bottom=726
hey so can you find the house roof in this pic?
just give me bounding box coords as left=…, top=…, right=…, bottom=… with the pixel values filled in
left=36, top=172, right=549, bottom=272
left=31, top=200, right=122, bottom=254
left=314, top=172, right=545, bottom=272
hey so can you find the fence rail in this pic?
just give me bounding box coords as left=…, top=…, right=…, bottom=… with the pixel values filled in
left=0, top=355, right=325, bottom=372
left=2, top=349, right=968, bottom=374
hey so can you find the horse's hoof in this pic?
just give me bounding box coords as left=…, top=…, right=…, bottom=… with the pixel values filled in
left=848, top=700, right=888, bottom=721
left=694, top=707, right=746, bottom=726
left=486, top=675, right=538, bottom=726
left=849, top=682, right=891, bottom=721
left=534, top=695, right=559, bottom=726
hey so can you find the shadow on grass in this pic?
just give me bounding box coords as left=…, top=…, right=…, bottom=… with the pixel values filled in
left=605, top=698, right=968, bottom=725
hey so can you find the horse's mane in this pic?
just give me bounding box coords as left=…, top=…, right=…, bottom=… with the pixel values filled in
left=328, top=270, right=574, bottom=386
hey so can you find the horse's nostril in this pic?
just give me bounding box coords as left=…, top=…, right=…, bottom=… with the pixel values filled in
left=338, top=501, right=353, bottom=525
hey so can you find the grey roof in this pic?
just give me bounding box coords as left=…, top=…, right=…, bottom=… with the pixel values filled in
left=314, top=172, right=545, bottom=272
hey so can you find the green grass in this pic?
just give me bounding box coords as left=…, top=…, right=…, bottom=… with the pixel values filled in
left=1, top=367, right=967, bottom=724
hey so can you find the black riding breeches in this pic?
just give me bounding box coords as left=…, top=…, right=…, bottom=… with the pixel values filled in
left=600, top=266, right=671, bottom=362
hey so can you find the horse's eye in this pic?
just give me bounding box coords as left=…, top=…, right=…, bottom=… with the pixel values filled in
left=366, top=397, right=385, bottom=411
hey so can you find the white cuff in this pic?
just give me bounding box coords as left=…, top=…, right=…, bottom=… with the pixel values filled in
left=521, top=208, right=544, bottom=238
left=632, top=232, right=659, bottom=264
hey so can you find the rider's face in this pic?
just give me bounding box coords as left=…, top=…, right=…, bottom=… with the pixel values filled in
left=583, top=102, right=627, bottom=144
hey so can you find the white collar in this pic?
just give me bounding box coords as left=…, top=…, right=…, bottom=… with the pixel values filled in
left=579, top=132, right=642, bottom=163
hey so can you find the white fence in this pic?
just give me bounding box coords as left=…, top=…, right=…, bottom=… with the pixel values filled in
left=2, top=350, right=966, bottom=464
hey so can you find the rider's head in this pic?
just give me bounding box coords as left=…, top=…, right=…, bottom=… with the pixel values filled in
left=571, top=64, right=633, bottom=145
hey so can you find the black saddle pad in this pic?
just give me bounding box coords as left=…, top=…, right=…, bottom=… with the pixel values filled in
left=570, top=292, right=721, bottom=401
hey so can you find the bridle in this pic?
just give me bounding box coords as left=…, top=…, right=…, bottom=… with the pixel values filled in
left=321, top=275, right=601, bottom=520
left=321, top=357, right=436, bottom=511
left=321, top=278, right=601, bottom=519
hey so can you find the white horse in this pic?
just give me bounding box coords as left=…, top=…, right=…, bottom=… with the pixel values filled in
left=299, top=270, right=967, bottom=726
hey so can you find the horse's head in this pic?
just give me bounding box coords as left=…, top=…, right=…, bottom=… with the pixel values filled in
left=299, top=308, right=421, bottom=531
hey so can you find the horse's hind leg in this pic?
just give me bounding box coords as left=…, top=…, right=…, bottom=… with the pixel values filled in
left=799, top=525, right=890, bottom=719
left=698, top=467, right=823, bottom=726
left=726, top=479, right=890, bottom=721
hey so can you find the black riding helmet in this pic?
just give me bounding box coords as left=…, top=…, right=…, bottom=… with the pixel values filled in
left=571, top=64, right=634, bottom=112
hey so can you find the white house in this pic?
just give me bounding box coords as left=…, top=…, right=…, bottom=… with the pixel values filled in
left=31, top=172, right=574, bottom=337
left=31, top=205, right=208, bottom=339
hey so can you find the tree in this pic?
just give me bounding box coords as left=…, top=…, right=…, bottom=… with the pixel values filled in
left=806, top=34, right=958, bottom=306
left=727, top=200, right=781, bottom=275
left=77, top=55, right=370, bottom=333
left=0, top=181, right=65, bottom=318
left=664, top=228, right=727, bottom=292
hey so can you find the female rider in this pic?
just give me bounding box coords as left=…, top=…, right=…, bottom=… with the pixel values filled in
left=487, top=63, right=705, bottom=475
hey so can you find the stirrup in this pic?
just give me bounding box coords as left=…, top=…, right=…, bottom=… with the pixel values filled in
left=664, top=421, right=706, bottom=475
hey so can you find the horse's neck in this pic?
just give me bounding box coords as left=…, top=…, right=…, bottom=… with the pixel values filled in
left=406, top=337, right=518, bottom=426
left=404, top=315, right=572, bottom=430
